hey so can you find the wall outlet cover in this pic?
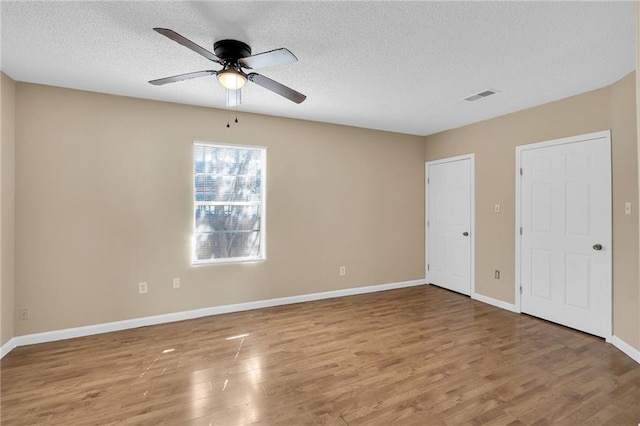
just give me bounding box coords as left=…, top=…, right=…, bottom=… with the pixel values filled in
left=18, top=307, right=30, bottom=320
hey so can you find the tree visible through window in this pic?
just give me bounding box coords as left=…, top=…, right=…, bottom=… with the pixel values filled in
left=193, top=143, right=266, bottom=263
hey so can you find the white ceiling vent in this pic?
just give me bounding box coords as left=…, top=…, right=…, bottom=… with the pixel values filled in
left=464, top=89, right=499, bottom=102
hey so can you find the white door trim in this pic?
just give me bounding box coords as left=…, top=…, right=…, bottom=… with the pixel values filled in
left=515, top=130, right=612, bottom=338
left=425, top=153, right=475, bottom=297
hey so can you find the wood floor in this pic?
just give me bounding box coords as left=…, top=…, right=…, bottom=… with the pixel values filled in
left=1, top=285, right=639, bottom=425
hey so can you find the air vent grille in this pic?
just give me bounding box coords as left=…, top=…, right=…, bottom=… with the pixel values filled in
left=464, top=89, right=499, bottom=102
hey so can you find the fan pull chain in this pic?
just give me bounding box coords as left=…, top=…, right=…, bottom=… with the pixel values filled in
left=224, top=89, right=241, bottom=128
left=235, top=89, right=240, bottom=123
left=226, top=89, right=231, bottom=128
left=225, top=89, right=239, bottom=127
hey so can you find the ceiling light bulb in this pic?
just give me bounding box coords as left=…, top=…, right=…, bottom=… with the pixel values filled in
left=218, top=69, right=247, bottom=90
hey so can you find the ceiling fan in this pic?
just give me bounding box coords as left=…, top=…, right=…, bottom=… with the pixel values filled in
left=149, top=28, right=306, bottom=105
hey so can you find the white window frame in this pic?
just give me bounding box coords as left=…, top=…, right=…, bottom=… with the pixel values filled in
left=192, top=141, right=267, bottom=265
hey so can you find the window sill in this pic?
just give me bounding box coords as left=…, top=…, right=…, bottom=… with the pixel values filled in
left=192, top=257, right=267, bottom=267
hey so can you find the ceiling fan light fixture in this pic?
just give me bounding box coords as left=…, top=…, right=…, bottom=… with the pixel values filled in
left=218, top=68, right=247, bottom=90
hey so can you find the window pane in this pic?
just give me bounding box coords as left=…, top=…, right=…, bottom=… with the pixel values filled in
left=194, top=145, right=262, bottom=203
left=194, top=144, right=265, bottom=263
left=194, top=203, right=262, bottom=261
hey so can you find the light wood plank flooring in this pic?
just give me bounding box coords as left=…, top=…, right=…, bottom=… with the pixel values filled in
left=1, top=285, right=639, bottom=425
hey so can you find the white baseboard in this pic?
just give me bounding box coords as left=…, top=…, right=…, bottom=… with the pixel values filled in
left=472, top=292, right=520, bottom=313
left=1, top=337, right=17, bottom=359
left=608, top=335, right=640, bottom=364
left=1, top=279, right=425, bottom=358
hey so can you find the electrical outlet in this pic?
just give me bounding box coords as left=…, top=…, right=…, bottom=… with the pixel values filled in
left=172, top=277, right=180, bottom=289
left=138, top=282, right=148, bottom=294
left=18, top=307, right=30, bottom=320
left=625, top=202, right=632, bottom=215
left=494, top=204, right=501, bottom=213
left=339, top=266, right=346, bottom=276
left=494, top=270, right=500, bottom=279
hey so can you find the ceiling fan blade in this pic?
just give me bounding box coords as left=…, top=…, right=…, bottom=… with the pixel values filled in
left=149, top=70, right=217, bottom=86
left=239, top=48, right=298, bottom=70
left=247, top=73, right=306, bottom=104
left=154, top=28, right=223, bottom=64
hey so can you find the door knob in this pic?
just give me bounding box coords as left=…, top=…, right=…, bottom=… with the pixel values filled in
left=593, top=244, right=602, bottom=251
left=463, top=232, right=469, bottom=236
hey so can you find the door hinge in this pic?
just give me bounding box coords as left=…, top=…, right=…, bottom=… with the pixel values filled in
left=520, top=227, right=523, bottom=236
left=520, top=286, right=523, bottom=295
left=427, top=264, right=430, bottom=271
left=520, top=168, right=523, bottom=176
left=427, top=220, right=430, bottom=227
left=427, top=178, right=430, bottom=184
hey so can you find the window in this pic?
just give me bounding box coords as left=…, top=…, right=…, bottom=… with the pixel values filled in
left=193, top=142, right=266, bottom=264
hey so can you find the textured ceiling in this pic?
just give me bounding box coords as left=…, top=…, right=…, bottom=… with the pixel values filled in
left=1, top=1, right=636, bottom=136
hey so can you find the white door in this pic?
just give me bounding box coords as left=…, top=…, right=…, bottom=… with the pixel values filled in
left=518, top=131, right=611, bottom=338
left=427, top=156, right=473, bottom=296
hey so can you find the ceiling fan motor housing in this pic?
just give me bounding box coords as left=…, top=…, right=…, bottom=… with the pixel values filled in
left=214, top=40, right=252, bottom=61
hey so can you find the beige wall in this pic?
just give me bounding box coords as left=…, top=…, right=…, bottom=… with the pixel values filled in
left=13, top=83, right=426, bottom=336
left=611, top=73, right=640, bottom=349
left=8, top=70, right=640, bottom=354
left=1, top=73, right=17, bottom=347
left=636, top=0, right=640, bottom=356
left=425, top=72, right=639, bottom=350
